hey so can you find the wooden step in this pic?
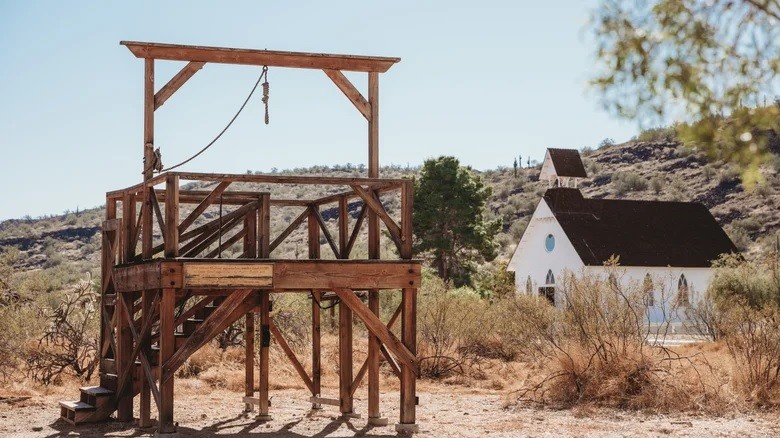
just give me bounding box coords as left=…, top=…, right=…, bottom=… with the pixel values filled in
left=182, top=318, right=204, bottom=335
left=99, top=372, right=117, bottom=391
left=195, top=304, right=219, bottom=320
left=59, top=400, right=96, bottom=425
left=79, top=386, right=114, bottom=410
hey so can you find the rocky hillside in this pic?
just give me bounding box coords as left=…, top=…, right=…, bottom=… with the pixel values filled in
left=1, top=138, right=778, bottom=282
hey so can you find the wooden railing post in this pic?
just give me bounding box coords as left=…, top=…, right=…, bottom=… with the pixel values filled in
left=258, top=194, right=270, bottom=259
left=258, top=291, right=272, bottom=421
left=122, top=193, right=136, bottom=263
left=164, top=174, right=179, bottom=258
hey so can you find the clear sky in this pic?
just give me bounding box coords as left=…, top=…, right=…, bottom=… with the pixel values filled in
left=0, top=1, right=637, bottom=220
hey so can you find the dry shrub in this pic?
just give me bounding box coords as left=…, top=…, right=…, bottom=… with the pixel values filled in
left=515, top=269, right=723, bottom=412
left=721, top=303, right=780, bottom=406
left=417, top=277, right=488, bottom=378
left=25, top=278, right=99, bottom=384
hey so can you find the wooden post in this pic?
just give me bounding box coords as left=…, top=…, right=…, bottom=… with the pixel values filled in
left=366, top=70, right=386, bottom=424
left=397, top=180, right=417, bottom=432
left=311, top=290, right=322, bottom=409
left=244, top=206, right=257, bottom=412
left=308, top=206, right=322, bottom=408
left=244, top=312, right=255, bottom=412
left=258, top=291, right=272, bottom=421
left=122, top=193, right=136, bottom=263
left=164, top=175, right=179, bottom=258
left=397, top=287, right=418, bottom=432
left=338, top=290, right=354, bottom=416
left=258, top=194, right=270, bottom=259
left=158, top=287, right=177, bottom=434
left=142, top=58, right=154, bottom=261
left=115, top=292, right=133, bottom=422
left=139, top=288, right=153, bottom=427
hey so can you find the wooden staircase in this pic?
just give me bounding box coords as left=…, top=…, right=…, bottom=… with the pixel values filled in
left=59, top=296, right=225, bottom=425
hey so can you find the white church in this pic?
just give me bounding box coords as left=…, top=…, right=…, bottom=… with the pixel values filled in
left=507, top=148, right=738, bottom=322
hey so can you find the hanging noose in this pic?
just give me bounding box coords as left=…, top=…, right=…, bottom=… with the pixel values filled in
left=261, top=65, right=270, bottom=125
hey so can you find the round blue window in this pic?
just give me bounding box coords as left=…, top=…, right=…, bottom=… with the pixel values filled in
left=545, top=234, right=555, bottom=252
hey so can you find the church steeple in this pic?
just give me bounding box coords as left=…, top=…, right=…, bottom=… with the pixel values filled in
left=539, top=148, right=588, bottom=188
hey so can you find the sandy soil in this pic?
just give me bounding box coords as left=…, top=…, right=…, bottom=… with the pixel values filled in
left=1, top=381, right=778, bottom=437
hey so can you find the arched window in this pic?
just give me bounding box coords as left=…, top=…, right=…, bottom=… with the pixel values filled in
left=545, top=269, right=555, bottom=285
left=643, top=273, right=654, bottom=306
left=526, top=276, right=533, bottom=293
left=677, top=274, right=689, bottom=306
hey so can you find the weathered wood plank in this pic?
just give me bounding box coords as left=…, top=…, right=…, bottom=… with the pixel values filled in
left=154, top=61, right=206, bottom=110
left=323, top=69, right=370, bottom=119
left=269, top=318, right=314, bottom=394
left=177, top=181, right=231, bottom=234
left=183, top=262, right=273, bottom=288
left=273, top=261, right=419, bottom=290
left=121, top=41, right=400, bottom=73
left=333, top=288, right=416, bottom=372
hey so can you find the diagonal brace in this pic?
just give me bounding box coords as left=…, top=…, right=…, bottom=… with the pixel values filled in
left=333, top=288, right=416, bottom=373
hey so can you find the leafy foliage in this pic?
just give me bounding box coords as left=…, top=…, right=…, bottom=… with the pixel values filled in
left=413, top=156, right=501, bottom=286
left=591, top=0, right=780, bottom=181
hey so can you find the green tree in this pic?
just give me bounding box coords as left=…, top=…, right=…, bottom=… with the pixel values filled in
left=591, top=0, right=780, bottom=185
left=413, top=156, right=501, bottom=286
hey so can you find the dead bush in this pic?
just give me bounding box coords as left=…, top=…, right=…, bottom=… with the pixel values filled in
left=417, top=277, right=488, bottom=378
left=515, top=268, right=721, bottom=412
left=721, top=303, right=780, bottom=406
left=25, top=277, right=99, bottom=384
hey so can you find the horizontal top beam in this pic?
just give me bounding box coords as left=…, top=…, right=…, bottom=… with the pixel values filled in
left=106, top=171, right=410, bottom=199
left=120, top=41, right=401, bottom=73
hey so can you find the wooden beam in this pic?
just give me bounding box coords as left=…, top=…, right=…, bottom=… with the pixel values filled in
left=401, top=181, right=414, bottom=259
left=269, top=318, right=314, bottom=394
left=323, top=69, right=370, bottom=120
left=178, top=181, right=231, bottom=234
left=333, top=288, right=416, bottom=372
left=311, top=206, right=340, bottom=259
left=345, top=204, right=367, bottom=258
left=350, top=185, right=402, bottom=244
left=150, top=190, right=166, bottom=244
left=269, top=208, right=309, bottom=253
left=273, top=260, right=420, bottom=290
left=368, top=71, right=379, bottom=177
left=162, top=290, right=256, bottom=380
left=350, top=302, right=402, bottom=397
left=183, top=262, right=272, bottom=288
left=121, top=41, right=400, bottom=73
left=154, top=61, right=206, bottom=110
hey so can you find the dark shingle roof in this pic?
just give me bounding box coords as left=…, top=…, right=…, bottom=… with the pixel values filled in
left=543, top=188, right=738, bottom=267
left=548, top=148, right=587, bottom=178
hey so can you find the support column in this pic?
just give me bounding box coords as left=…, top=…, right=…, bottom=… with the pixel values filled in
left=244, top=312, right=255, bottom=412
left=396, top=287, right=418, bottom=433
left=311, top=290, right=322, bottom=409
left=115, top=292, right=134, bottom=422
left=338, top=292, right=355, bottom=417
left=366, top=70, right=386, bottom=425
left=308, top=207, right=322, bottom=409
left=158, top=287, right=177, bottom=435
left=139, top=289, right=153, bottom=427
left=258, top=291, right=272, bottom=421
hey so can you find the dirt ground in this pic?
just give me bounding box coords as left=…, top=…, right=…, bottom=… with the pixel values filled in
left=1, top=380, right=779, bottom=437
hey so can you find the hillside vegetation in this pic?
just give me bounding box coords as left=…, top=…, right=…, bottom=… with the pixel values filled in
left=2, top=135, right=779, bottom=285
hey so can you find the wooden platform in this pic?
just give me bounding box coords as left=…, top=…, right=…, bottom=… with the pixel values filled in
left=113, top=259, right=421, bottom=292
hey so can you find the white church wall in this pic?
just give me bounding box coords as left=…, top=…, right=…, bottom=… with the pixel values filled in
left=508, top=199, right=585, bottom=298
left=508, top=200, right=716, bottom=324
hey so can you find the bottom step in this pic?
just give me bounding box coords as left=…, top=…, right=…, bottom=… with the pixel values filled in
left=59, top=400, right=96, bottom=425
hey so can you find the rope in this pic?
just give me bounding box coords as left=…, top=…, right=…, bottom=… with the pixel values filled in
left=147, top=66, right=269, bottom=174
